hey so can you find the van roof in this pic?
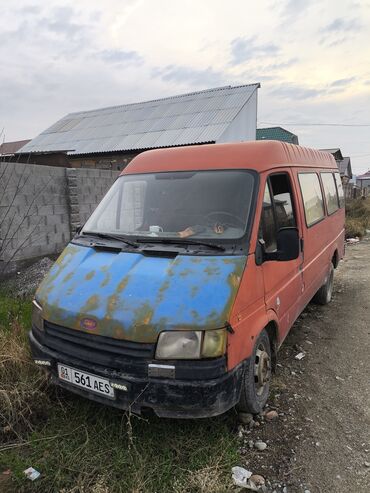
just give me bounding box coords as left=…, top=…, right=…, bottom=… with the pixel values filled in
left=121, top=140, right=337, bottom=175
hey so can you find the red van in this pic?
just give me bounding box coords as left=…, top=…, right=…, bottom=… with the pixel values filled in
left=30, top=141, right=345, bottom=417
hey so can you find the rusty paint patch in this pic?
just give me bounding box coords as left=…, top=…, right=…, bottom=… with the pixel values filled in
left=117, top=276, right=130, bottom=293
left=100, top=273, right=111, bottom=288
left=133, top=302, right=154, bottom=327
left=81, top=294, right=100, bottom=313
left=229, top=273, right=241, bottom=288
left=84, top=271, right=95, bottom=281
left=157, top=280, right=170, bottom=302
left=62, top=272, right=74, bottom=283
left=204, top=265, right=221, bottom=276
left=107, top=294, right=118, bottom=317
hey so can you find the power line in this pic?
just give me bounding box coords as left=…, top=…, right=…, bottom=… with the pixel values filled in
left=259, top=121, right=370, bottom=127
left=351, top=152, right=370, bottom=158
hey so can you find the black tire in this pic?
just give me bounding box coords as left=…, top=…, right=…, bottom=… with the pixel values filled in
left=237, top=329, right=271, bottom=414
left=313, top=263, right=334, bottom=305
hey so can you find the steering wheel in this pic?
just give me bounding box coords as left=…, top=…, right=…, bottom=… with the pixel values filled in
left=205, top=211, right=245, bottom=228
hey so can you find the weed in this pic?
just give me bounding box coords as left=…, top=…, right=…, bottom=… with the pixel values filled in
left=0, top=297, right=50, bottom=442
left=345, top=197, right=370, bottom=238
left=0, top=295, right=240, bottom=492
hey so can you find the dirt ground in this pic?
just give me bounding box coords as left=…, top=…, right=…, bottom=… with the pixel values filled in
left=240, top=239, right=370, bottom=492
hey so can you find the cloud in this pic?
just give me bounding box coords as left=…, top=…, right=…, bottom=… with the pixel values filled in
left=41, top=6, right=86, bottom=39
left=281, top=0, right=312, bottom=16
left=152, top=65, right=227, bottom=87
left=265, top=58, right=299, bottom=71
left=319, top=17, right=363, bottom=47
left=230, top=36, right=280, bottom=65
left=330, top=77, right=356, bottom=87
left=321, top=17, right=362, bottom=33
left=277, top=0, right=318, bottom=25
left=19, top=5, right=41, bottom=15
left=95, top=49, right=143, bottom=65
left=269, top=84, right=323, bottom=100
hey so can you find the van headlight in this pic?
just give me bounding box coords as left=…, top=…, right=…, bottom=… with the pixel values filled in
left=155, top=329, right=227, bottom=359
left=32, top=300, right=44, bottom=331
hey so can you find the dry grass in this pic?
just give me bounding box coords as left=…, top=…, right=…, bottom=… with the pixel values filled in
left=0, top=295, right=240, bottom=492
left=173, top=463, right=233, bottom=493
left=345, top=197, right=370, bottom=238
left=0, top=318, right=50, bottom=443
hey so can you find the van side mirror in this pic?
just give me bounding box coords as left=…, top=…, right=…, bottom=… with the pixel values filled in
left=256, top=227, right=300, bottom=265
left=275, top=227, right=300, bottom=261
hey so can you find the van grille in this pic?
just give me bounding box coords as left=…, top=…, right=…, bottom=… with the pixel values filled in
left=35, top=321, right=155, bottom=374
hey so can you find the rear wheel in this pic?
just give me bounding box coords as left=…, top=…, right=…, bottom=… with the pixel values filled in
left=237, top=329, right=271, bottom=414
left=313, top=263, right=334, bottom=305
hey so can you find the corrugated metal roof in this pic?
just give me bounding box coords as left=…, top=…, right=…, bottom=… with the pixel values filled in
left=0, top=139, right=31, bottom=155
left=19, top=84, right=260, bottom=155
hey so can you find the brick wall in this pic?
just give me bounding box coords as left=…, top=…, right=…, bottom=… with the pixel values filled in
left=0, top=162, right=119, bottom=277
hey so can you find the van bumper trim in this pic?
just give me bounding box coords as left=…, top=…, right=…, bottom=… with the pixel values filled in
left=29, top=331, right=245, bottom=419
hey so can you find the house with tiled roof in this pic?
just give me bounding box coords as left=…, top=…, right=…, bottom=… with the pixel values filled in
left=256, top=127, right=299, bottom=144
left=321, top=148, right=352, bottom=182
left=356, top=170, right=370, bottom=189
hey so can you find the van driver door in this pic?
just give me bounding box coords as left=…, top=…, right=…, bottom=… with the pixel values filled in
left=258, top=171, right=304, bottom=342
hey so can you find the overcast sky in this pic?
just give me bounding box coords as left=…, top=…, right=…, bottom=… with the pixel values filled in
left=1, top=0, right=370, bottom=173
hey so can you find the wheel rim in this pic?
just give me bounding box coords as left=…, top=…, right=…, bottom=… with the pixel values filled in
left=254, top=343, right=271, bottom=396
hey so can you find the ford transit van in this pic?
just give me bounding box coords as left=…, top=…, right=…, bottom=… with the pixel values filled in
left=29, top=141, right=345, bottom=417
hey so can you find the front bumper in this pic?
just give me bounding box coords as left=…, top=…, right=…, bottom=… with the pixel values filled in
left=29, top=330, right=244, bottom=418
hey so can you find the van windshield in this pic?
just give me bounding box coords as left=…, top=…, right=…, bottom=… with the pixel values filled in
left=82, top=170, right=255, bottom=241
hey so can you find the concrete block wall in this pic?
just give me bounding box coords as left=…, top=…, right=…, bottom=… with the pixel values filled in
left=0, top=162, right=119, bottom=277
left=68, top=168, right=119, bottom=233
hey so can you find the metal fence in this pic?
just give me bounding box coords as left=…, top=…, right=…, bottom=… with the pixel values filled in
left=343, top=182, right=368, bottom=200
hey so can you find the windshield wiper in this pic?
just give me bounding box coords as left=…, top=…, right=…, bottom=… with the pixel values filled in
left=79, top=231, right=138, bottom=248
left=136, top=237, right=225, bottom=252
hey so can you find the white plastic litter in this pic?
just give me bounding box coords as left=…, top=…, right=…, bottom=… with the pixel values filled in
left=232, top=466, right=252, bottom=487
left=346, top=237, right=359, bottom=244
left=295, top=352, right=305, bottom=360
left=24, top=467, right=40, bottom=481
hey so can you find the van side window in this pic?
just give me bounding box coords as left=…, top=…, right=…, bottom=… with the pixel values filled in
left=259, top=174, right=296, bottom=252
left=298, top=173, right=325, bottom=226
left=334, top=172, right=345, bottom=208
left=321, top=173, right=339, bottom=214
left=269, top=174, right=296, bottom=229
left=260, top=184, right=277, bottom=252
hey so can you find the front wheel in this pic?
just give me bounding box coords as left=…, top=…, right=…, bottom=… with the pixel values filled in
left=237, top=329, right=271, bottom=414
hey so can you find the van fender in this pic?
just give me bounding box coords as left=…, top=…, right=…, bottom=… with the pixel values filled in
left=227, top=308, right=280, bottom=371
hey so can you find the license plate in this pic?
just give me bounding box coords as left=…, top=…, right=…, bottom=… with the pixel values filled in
left=57, top=364, right=115, bottom=399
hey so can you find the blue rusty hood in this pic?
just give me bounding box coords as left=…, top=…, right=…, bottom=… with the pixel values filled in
left=36, top=243, right=246, bottom=343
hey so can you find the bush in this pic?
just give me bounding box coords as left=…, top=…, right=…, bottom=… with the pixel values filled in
left=0, top=316, right=50, bottom=442
left=345, top=217, right=367, bottom=238
left=345, top=198, right=370, bottom=238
